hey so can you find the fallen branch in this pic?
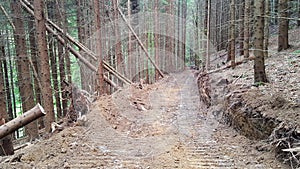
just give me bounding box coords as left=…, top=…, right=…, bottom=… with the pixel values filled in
left=282, top=147, right=300, bottom=153
left=0, top=4, right=15, bottom=30
left=0, top=104, right=46, bottom=139
left=197, top=56, right=255, bottom=80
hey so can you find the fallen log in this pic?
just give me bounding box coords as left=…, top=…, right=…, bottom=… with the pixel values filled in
left=197, top=56, right=255, bottom=80
left=0, top=104, right=46, bottom=139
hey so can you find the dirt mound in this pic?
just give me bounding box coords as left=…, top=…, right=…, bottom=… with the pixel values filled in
left=201, top=31, right=300, bottom=168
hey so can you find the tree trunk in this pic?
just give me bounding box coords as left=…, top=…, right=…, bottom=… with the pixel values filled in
left=0, top=104, right=46, bottom=140
left=94, top=0, right=105, bottom=95
left=278, top=0, right=289, bottom=51
left=253, top=0, right=268, bottom=83
left=244, top=0, right=250, bottom=58
left=154, top=0, right=160, bottom=80
left=239, top=0, right=245, bottom=56
left=0, top=41, right=14, bottom=156
left=264, top=0, right=270, bottom=57
left=228, top=0, right=236, bottom=67
left=206, top=0, right=211, bottom=70
left=11, top=0, right=39, bottom=140
left=56, top=1, right=68, bottom=117
left=182, top=0, right=187, bottom=68
left=34, top=0, right=55, bottom=133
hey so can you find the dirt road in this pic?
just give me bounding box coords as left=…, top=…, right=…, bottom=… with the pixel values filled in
left=64, top=70, right=283, bottom=168
left=1, top=70, right=284, bottom=169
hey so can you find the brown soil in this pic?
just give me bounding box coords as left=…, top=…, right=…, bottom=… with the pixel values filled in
left=0, top=69, right=286, bottom=168
left=206, top=28, right=300, bottom=168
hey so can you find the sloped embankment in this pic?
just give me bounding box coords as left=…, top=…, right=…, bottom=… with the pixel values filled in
left=198, top=49, right=300, bottom=168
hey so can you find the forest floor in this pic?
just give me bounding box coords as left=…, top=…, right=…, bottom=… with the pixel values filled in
left=0, top=70, right=287, bottom=169
left=0, top=29, right=300, bottom=168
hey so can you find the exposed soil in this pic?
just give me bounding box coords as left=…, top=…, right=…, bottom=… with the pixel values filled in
left=205, top=28, right=300, bottom=168
left=0, top=69, right=286, bottom=169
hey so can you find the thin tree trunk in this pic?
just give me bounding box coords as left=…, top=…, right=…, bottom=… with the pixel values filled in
left=11, top=0, right=39, bottom=140
left=182, top=0, right=187, bottom=68
left=264, top=0, right=270, bottom=57
left=206, top=0, right=211, bottom=70
left=94, top=0, right=105, bottom=95
left=34, top=0, right=55, bottom=133
left=228, top=0, right=236, bottom=67
left=239, top=0, right=245, bottom=56
left=0, top=40, right=14, bottom=156
left=55, top=1, right=68, bottom=117
left=154, top=0, right=160, bottom=80
left=244, top=0, right=250, bottom=58
left=253, top=0, right=268, bottom=83
left=278, top=0, right=289, bottom=51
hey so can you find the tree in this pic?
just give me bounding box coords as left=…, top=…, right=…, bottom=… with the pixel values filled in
left=34, top=0, right=55, bottom=132
left=278, top=0, right=289, bottom=51
left=0, top=40, right=14, bottom=156
left=206, top=0, right=211, bottom=70
left=11, top=0, right=39, bottom=140
left=244, top=0, right=251, bottom=58
left=228, top=0, right=236, bottom=67
left=253, top=0, right=268, bottom=83
left=94, top=0, right=105, bottom=94
left=154, top=0, right=160, bottom=80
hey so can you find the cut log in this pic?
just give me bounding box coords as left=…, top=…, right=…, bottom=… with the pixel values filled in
left=0, top=104, right=46, bottom=139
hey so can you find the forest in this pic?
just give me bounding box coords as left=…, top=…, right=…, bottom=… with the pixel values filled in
left=0, top=0, right=299, bottom=168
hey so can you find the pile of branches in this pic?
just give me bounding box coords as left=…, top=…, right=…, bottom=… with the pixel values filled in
left=270, top=122, right=300, bottom=168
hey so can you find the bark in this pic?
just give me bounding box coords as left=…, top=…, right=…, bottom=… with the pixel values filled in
left=0, top=41, right=14, bottom=156
left=253, top=0, right=268, bottom=83
left=182, top=0, right=187, bottom=68
left=55, top=1, right=68, bottom=117
left=94, top=0, right=105, bottom=94
left=278, top=0, right=289, bottom=51
left=154, top=0, right=160, bottom=80
left=113, top=0, right=123, bottom=74
left=0, top=104, right=46, bottom=139
left=264, top=0, right=270, bottom=57
left=1, top=43, right=12, bottom=120
left=34, top=0, right=55, bottom=133
left=244, top=0, right=250, bottom=58
left=5, top=29, right=17, bottom=122
left=11, top=0, right=39, bottom=140
left=239, top=0, right=245, bottom=56
left=206, top=0, right=211, bottom=70
left=228, top=0, right=236, bottom=67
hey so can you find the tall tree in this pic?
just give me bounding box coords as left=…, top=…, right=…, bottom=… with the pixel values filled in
left=154, top=0, right=160, bottom=80
left=206, top=0, right=211, bottom=70
left=278, top=0, right=289, bottom=51
left=0, top=40, right=14, bottom=156
left=94, top=0, right=105, bottom=94
left=244, top=0, right=250, bottom=58
left=228, top=0, right=236, bottom=67
left=34, top=0, right=55, bottom=132
left=56, top=1, right=68, bottom=117
left=11, top=0, right=39, bottom=140
left=253, top=0, right=268, bottom=83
